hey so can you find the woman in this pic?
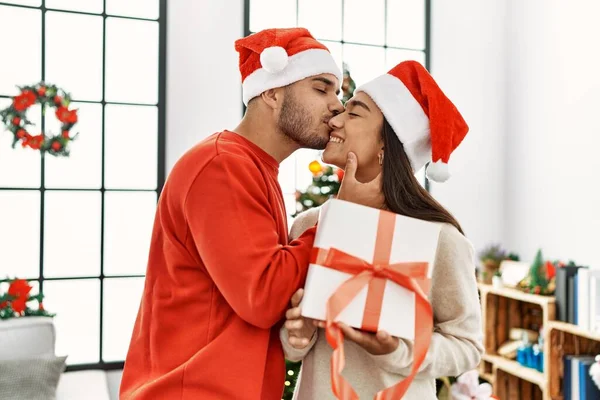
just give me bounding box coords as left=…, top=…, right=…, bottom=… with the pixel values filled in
left=280, top=61, right=484, bottom=399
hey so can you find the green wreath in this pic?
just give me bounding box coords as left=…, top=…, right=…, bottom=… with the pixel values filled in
left=0, top=82, right=78, bottom=156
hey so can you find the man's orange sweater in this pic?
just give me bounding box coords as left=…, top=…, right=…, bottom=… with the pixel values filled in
left=120, top=131, right=316, bottom=399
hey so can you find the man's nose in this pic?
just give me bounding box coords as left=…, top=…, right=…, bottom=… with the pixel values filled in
left=330, top=98, right=344, bottom=116
left=328, top=114, right=344, bottom=129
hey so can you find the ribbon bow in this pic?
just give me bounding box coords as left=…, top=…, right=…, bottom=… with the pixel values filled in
left=310, top=212, right=434, bottom=400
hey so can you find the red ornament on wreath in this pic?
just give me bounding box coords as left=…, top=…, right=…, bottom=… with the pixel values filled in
left=0, top=82, right=79, bottom=156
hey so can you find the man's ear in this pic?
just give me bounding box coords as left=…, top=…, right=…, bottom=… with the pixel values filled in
left=260, top=88, right=283, bottom=110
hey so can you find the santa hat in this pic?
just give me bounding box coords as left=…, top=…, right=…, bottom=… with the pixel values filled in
left=235, top=28, right=342, bottom=105
left=355, top=61, right=469, bottom=183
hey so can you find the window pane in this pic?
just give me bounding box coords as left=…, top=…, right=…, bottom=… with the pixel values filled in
left=298, top=0, right=342, bottom=41
left=46, top=0, right=103, bottom=14
left=44, top=191, right=101, bottom=278
left=0, top=191, right=40, bottom=279
left=385, top=48, right=426, bottom=70
left=45, top=102, right=102, bottom=189
left=342, top=44, right=385, bottom=87
left=0, top=0, right=41, bottom=7
left=105, top=18, right=158, bottom=104
left=279, top=157, right=296, bottom=194
left=250, top=0, right=296, bottom=32
left=43, top=279, right=100, bottom=364
left=0, top=6, right=41, bottom=95
left=104, top=192, right=156, bottom=276
left=0, top=99, right=41, bottom=188
left=343, top=0, right=385, bottom=45
left=102, top=277, right=144, bottom=361
left=104, top=105, right=158, bottom=190
left=387, top=0, right=426, bottom=49
left=106, top=0, right=159, bottom=20
left=46, top=12, right=103, bottom=101
left=322, top=41, right=343, bottom=75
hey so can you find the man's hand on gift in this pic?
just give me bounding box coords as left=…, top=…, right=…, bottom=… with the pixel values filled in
left=337, top=152, right=385, bottom=209
left=337, top=323, right=400, bottom=355
left=285, top=289, right=319, bottom=349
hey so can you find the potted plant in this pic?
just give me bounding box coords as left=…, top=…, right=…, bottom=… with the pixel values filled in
left=478, top=244, right=507, bottom=284
left=492, top=270, right=503, bottom=289
left=0, top=278, right=53, bottom=320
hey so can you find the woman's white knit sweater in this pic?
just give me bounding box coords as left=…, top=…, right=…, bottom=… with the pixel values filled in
left=281, top=207, right=484, bottom=400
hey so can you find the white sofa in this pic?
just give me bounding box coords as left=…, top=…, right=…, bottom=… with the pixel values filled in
left=0, top=317, right=121, bottom=400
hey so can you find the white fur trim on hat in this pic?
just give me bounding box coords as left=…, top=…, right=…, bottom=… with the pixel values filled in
left=260, top=46, right=288, bottom=73
left=356, top=73, right=431, bottom=173
left=243, top=48, right=342, bottom=105
left=426, top=160, right=450, bottom=182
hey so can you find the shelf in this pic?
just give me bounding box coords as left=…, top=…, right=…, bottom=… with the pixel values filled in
left=482, top=354, right=545, bottom=388
left=481, top=371, right=495, bottom=383
left=478, top=283, right=555, bottom=307
left=547, top=321, right=600, bottom=341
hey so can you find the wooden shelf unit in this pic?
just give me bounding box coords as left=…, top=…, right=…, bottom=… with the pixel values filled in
left=478, top=283, right=600, bottom=399
left=546, top=321, right=600, bottom=399
left=478, top=283, right=554, bottom=400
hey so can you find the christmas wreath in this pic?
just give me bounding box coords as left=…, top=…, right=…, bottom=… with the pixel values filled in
left=0, top=278, right=54, bottom=320
left=0, top=82, right=78, bottom=156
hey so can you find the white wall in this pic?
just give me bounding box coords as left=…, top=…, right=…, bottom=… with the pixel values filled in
left=429, top=0, right=508, bottom=252
left=504, top=0, right=600, bottom=266
left=166, top=0, right=244, bottom=172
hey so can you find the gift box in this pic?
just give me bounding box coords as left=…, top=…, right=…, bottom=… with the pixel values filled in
left=300, top=198, right=442, bottom=340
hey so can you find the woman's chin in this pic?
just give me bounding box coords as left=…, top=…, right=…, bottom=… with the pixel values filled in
left=321, top=148, right=345, bottom=169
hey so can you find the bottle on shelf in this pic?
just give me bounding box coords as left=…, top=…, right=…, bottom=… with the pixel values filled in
left=516, top=331, right=533, bottom=367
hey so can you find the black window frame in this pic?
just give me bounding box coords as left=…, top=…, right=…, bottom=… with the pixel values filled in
left=0, top=0, right=167, bottom=372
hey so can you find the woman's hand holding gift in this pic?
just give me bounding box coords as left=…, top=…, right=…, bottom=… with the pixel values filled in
left=337, top=323, right=400, bottom=355
left=285, top=289, right=319, bottom=349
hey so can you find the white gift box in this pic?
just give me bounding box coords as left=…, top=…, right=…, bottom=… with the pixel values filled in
left=300, top=199, right=442, bottom=340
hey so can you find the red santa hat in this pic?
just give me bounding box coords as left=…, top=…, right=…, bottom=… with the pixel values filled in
left=356, top=61, right=469, bottom=183
left=235, top=28, right=342, bottom=105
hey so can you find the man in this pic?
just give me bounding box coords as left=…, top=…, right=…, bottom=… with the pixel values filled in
left=120, top=27, right=381, bottom=399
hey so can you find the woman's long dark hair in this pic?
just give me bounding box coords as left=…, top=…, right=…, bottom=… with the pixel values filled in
left=381, top=118, right=464, bottom=235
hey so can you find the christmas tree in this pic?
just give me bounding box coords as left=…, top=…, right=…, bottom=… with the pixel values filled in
left=283, top=360, right=301, bottom=399
left=293, top=161, right=344, bottom=217
left=341, top=62, right=356, bottom=105
left=529, top=249, right=548, bottom=290
left=517, top=249, right=555, bottom=295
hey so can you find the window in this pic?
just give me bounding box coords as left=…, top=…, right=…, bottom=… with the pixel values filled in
left=244, top=0, right=431, bottom=223
left=0, top=0, right=166, bottom=370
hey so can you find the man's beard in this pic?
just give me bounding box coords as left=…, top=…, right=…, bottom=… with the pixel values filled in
left=278, top=90, right=329, bottom=150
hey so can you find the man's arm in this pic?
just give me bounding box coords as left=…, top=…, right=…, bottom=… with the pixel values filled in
left=184, top=154, right=316, bottom=329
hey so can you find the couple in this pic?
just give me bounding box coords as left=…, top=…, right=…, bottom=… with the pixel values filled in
left=120, top=27, right=483, bottom=400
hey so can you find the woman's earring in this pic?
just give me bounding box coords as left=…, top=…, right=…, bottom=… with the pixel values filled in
left=378, top=152, right=384, bottom=165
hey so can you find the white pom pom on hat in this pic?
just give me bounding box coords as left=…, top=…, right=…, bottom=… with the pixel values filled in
left=425, top=160, right=451, bottom=183
left=260, top=46, right=289, bottom=73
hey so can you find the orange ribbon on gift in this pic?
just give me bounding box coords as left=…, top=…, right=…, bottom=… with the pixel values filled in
left=309, top=211, right=434, bottom=400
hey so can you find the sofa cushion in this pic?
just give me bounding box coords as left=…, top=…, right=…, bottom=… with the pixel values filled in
left=0, top=317, right=55, bottom=360
left=0, top=355, right=67, bottom=400
left=56, top=370, right=112, bottom=400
